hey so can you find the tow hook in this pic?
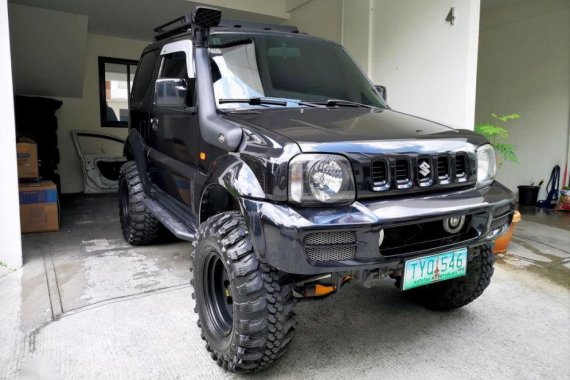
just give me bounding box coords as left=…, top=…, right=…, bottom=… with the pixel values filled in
left=354, top=268, right=392, bottom=288
left=293, top=273, right=351, bottom=299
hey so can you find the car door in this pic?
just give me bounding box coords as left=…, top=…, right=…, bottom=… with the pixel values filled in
left=148, top=40, right=199, bottom=208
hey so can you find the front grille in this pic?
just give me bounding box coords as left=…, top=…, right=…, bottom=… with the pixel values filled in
left=306, top=246, right=356, bottom=262
left=417, top=157, right=432, bottom=183
left=379, top=214, right=481, bottom=256
left=490, top=203, right=515, bottom=231
left=493, top=203, right=513, bottom=217
left=490, top=214, right=511, bottom=231
left=395, top=159, right=411, bottom=187
left=368, top=152, right=470, bottom=194
left=371, top=160, right=388, bottom=190
left=437, top=156, right=450, bottom=180
left=304, top=231, right=357, bottom=262
left=455, top=154, right=467, bottom=180
left=305, top=231, right=356, bottom=245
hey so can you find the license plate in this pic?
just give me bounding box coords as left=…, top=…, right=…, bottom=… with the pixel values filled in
left=402, top=248, right=468, bottom=291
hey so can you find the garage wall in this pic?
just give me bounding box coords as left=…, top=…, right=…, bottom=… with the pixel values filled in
left=54, top=34, right=149, bottom=194
left=476, top=0, right=570, bottom=196
left=1, top=0, right=22, bottom=269
left=341, top=0, right=372, bottom=73
left=8, top=4, right=88, bottom=97
left=8, top=5, right=149, bottom=194
left=283, top=0, right=343, bottom=42
left=284, top=0, right=481, bottom=131
left=367, top=0, right=481, bottom=130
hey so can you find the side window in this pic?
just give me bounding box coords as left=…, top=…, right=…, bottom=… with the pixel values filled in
left=131, top=51, right=159, bottom=103
left=98, top=57, right=138, bottom=128
left=161, top=52, right=188, bottom=79
left=158, top=52, right=196, bottom=106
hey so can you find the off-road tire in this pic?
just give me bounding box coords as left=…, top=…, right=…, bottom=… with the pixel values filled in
left=191, top=211, right=297, bottom=372
left=118, top=161, right=163, bottom=245
left=405, top=243, right=495, bottom=310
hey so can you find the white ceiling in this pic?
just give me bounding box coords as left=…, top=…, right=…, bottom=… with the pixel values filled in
left=8, top=0, right=286, bottom=41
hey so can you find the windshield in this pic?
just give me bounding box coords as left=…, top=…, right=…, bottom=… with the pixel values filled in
left=208, top=33, right=386, bottom=109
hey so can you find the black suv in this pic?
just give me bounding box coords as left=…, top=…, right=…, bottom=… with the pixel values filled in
left=119, top=7, right=514, bottom=373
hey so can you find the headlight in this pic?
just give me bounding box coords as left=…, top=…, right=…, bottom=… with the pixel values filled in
left=477, top=144, right=496, bottom=187
left=289, top=154, right=355, bottom=205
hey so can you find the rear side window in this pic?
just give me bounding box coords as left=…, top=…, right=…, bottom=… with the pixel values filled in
left=131, top=50, right=158, bottom=102
left=160, top=52, right=188, bottom=79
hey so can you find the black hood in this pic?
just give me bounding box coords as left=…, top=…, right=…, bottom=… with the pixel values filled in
left=225, top=107, right=487, bottom=154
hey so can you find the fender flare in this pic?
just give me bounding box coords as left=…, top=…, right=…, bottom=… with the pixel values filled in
left=197, top=155, right=266, bottom=221
left=124, top=129, right=152, bottom=193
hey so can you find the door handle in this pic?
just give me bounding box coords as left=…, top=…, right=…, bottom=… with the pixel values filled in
left=150, top=117, right=159, bottom=131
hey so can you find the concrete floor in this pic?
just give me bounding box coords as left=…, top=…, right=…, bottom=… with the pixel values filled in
left=517, top=204, right=570, bottom=231
left=1, top=194, right=569, bottom=379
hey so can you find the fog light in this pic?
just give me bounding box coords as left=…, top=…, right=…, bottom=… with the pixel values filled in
left=443, top=215, right=465, bottom=234
left=378, top=229, right=385, bottom=247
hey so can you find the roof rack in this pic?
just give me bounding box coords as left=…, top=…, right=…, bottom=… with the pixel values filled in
left=154, top=14, right=299, bottom=42
left=154, top=14, right=192, bottom=42
left=218, top=19, right=298, bottom=33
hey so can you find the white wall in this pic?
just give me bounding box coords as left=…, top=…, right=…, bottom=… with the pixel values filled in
left=284, top=0, right=481, bottom=130
left=284, top=0, right=343, bottom=42
left=367, top=0, right=481, bottom=130
left=342, top=0, right=372, bottom=73
left=0, top=0, right=22, bottom=268
left=476, top=0, right=570, bottom=196
left=9, top=4, right=88, bottom=97
left=8, top=3, right=149, bottom=193
left=54, top=34, right=149, bottom=193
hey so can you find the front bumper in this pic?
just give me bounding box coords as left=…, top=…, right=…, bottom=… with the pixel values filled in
left=240, top=182, right=514, bottom=275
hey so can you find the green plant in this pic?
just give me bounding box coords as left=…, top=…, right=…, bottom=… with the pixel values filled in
left=0, top=260, right=7, bottom=268
left=475, top=113, right=519, bottom=167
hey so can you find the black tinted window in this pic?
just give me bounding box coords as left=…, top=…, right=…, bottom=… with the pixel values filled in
left=161, top=52, right=188, bottom=79
left=208, top=34, right=385, bottom=109
left=97, top=57, right=137, bottom=128
left=131, top=50, right=158, bottom=102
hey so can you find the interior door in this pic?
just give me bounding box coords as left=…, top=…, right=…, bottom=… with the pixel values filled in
left=148, top=40, right=199, bottom=208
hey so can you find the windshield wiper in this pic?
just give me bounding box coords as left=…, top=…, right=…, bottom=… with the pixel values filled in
left=218, top=97, right=287, bottom=106
left=300, top=99, right=376, bottom=109
left=220, top=97, right=366, bottom=109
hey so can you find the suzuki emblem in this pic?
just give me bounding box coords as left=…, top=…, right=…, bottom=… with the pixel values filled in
left=419, top=161, right=431, bottom=177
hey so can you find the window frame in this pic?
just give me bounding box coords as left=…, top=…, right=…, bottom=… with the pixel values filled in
left=98, top=56, right=139, bottom=128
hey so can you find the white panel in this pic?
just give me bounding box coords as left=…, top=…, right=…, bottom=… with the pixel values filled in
left=8, top=4, right=88, bottom=97
left=0, top=0, right=22, bottom=268
left=54, top=34, right=148, bottom=194
left=369, top=0, right=481, bottom=130
left=282, top=0, right=343, bottom=42
left=341, top=0, right=372, bottom=73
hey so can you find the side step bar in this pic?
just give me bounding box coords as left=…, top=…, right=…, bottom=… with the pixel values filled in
left=143, top=198, right=196, bottom=241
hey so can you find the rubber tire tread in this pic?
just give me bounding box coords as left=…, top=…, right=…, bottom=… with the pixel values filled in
left=118, top=161, right=163, bottom=245
left=406, top=243, right=495, bottom=311
left=191, top=211, right=297, bottom=372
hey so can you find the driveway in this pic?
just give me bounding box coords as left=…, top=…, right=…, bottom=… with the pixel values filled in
left=1, top=194, right=569, bottom=379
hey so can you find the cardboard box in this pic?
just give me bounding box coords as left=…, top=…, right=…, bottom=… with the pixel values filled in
left=19, top=181, right=59, bottom=233
left=17, top=138, right=39, bottom=179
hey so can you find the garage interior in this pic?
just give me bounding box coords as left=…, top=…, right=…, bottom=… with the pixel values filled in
left=1, top=0, right=569, bottom=378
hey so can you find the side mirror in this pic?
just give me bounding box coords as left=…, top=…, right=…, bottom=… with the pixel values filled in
left=375, top=85, right=387, bottom=102
left=155, top=78, right=188, bottom=107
